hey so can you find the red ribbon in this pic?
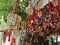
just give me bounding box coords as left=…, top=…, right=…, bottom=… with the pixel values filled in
left=8, top=31, right=11, bottom=41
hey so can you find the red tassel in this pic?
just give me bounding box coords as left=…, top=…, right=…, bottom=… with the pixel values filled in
left=33, top=8, right=38, bottom=14
left=8, top=31, right=11, bottom=41
left=28, top=15, right=34, bottom=24
left=48, top=0, right=51, bottom=9
left=10, top=38, right=15, bottom=45
left=8, top=36, right=10, bottom=41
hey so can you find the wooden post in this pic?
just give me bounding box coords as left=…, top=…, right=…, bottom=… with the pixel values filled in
left=12, top=0, right=19, bottom=14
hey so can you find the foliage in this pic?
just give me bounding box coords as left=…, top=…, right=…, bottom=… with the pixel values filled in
left=16, top=0, right=28, bottom=21
left=0, top=0, right=30, bottom=22
left=0, top=0, right=14, bottom=22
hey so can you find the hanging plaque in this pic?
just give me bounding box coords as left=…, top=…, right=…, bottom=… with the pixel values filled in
left=26, top=6, right=33, bottom=15
left=7, top=13, right=17, bottom=26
